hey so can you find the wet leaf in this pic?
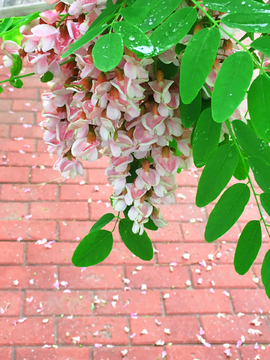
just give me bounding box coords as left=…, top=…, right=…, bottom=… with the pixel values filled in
left=260, top=192, right=270, bottom=216
left=261, top=249, right=270, bottom=298
left=222, top=13, right=270, bottom=33
left=90, top=213, right=115, bottom=233
left=180, top=91, right=202, bottom=129
left=251, top=35, right=270, bottom=57
left=249, top=156, right=270, bottom=192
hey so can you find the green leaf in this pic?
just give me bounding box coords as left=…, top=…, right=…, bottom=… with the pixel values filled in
left=121, top=0, right=183, bottom=33
left=40, top=71, right=54, bottom=83
left=72, top=230, right=113, bottom=267
left=0, top=13, right=40, bottom=37
left=248, top=74, right=270, bottom=143
left=0, top=18, right=13, bottom=34
left=234, top=220, right=261, bottom=275
left=233, top=120, right=270, bottom=164
left=212, top=52, right=253, bottom=123
left=233, top=157, right=249, bottom=181
left=9, top=77, right=23, bottom=89
left=0, top=86, right=3, bottom=94
left=251, top=36, right=270, bottom=57
left=119, top=218, right=153, bottom=261
left=10, top=54, right=22, bottom=77
left=113, top=22, right=153, bottom=57
left=93, top=33, right=123, bottom=72
left=180, top=91, right=202, bottom=128
left=157, top=60, right=178, bottom=80
left=261, top=249, right=270, bottom=298
left=62, top=23, right=108, bottom=57
left=180, top=27, right=221, bottom=104
left=2, top=27, right=23, bottom=44
left=205, top=183, right=250, bottom=242
left=202, top=0, right=270, bottom=14
left=88, top=3, right=120, bottom=29
left=249, top=156, right=270, bottom=192
left=144, top=217, right=158, bottom=231
left=222, top=13, right=270, bottom=33
left=192, top=108, right=222, bottom=168
left=150, top=7, right=197, bottom=56
left=260, top=192, right=270, bottom=216
left=196, top=144, right=239, bottom=207
left=90, top=213, right=115, bottom=233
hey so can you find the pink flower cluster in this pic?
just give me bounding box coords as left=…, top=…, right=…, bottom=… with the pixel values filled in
left=1, top=0, right=235, bottom=235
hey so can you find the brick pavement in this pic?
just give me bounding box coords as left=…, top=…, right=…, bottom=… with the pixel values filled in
left=0, top=56, right=270, bottom=360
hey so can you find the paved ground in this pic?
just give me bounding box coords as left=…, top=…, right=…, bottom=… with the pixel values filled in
left=0, top=53, right=270, bottom=360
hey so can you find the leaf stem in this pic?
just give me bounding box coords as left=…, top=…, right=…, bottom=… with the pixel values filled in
left=112, top=214, right=120, bottom=232
left=56, top=12, right=70, bottom=29
left=226, top=120, right=270, bottom=237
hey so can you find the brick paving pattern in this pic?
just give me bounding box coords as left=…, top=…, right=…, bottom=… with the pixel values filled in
left=0, top=53, right=270, bottom=359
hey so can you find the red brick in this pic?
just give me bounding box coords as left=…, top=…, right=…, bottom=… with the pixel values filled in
left=166, top=346, right=239, bottom=360
left=0, top=124, right=9, bottom=137
left=1, top=184, right=57, bottom=201
left=87, top=169, right=109, bottom=184
left=24, top=290, right=93, bottom=316
left=58, top=220, right=95, bottom=241
left=27, top=242, right=75, bottom=265
left=31, top=167, right=87, bottom=184
left=0, top=348, right=12, bottom=360
left=200, top=315, right=270, bottom=343
left=0, top=166, right=29, bottom=183
left=10, top=124, right=43, bottom=138
left=181, top=223, right=240, bottom=242
left=0, top=291, right=21, bottom=315
left=36, top=139, right=49, bottom=152
left=12, top=100, right=43, bottom=112
left=0, top=100, right=12, bottom=111
left=59, top=266, right=123, bottom=289
left=93, top=347, right=163, bottom=360
left=0, top=111, right=34, bottom=124
left=176, top=171, right=199, bottom=186
left=58, top=317, right=128, bottom=345
left=163, top=289, right=232, bottom=314
left=126, top=265, right=190, bottom=289
left=85, top=156, right=109, bottom=169
left=102, top=243, right=155, bottom=265
left=0, top=139, right=34, bottom=152
left=0, top=220, right=57, bottom=241
left=159, top=204, right=206, bottom=222
left=190, top=265, right=257, bottom=289
left=89, top=202, right=117, bottom=221
left=240, top=346, right=270, bottom=360
left=130, top=316, right=199, bottom=344
left=0, top=317, right=54, bottom=345
left=175, top=187, right=197, bottom=203
left=0, top=88, right=37, bottom=100
left=59, top=184, right=112, bottom=201
left=0, top=242, right=24, bottom=264
left=0, top=266, right=56, bottom=289
left=30, top=202, right=89, bottom=220
left=15, top=75, right=48, bottom=88
left=0, top=202, right=27, bottom=220
left=93, top=290, right=162, bottom=316
left=149, top=223, right=183, bottom=242
left=6, top=152, right=57, bottom=167
left=16, top=348, right=90, bottom=360
left=155, top=243, right=215, bottom=264
left=231, top=289, right=270, bottom=314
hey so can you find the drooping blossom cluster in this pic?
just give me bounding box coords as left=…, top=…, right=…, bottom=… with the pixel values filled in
left=1, top=0, right=242, bottom=234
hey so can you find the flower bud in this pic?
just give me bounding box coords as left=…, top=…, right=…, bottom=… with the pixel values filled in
left=161, top=146, right=170, bottom=158
left=146, top=188, right=154, bottom=197
left=140, top=194, right=146, bottom=203
left=193, top=23, right=203, bottom=35
left=156, top=70, right=164, bottom=83
left=55, top=1, right=66, bottom=12
left=81, top=77, right=92, bottom=90
left=115, top=67, right=124, bottom=81
left=110, top=86, right=119, bottom=100
left=78, top=14, right=85, bottom=25
left=126, top=128, right=134, bottom=139
left=142, top=159, right=150, bottom=173
left=223, top=39, right=233, bottom=52
left=63, top=149, right=75, bottom=161
left=87, top=127, right=96, bottom=143
left=97, top=72, right=107, bottom=84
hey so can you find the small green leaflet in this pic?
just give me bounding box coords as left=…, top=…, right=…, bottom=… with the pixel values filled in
left=260, top=192, right=270, bottom=216
left=144, top=217, right=158, bottom=231
left=202, top=0, right=270, bottom=14
left=205, top=183, right=250, bottom=242
left=119, top=218, right=153, bottom=261
left=72, top=230, right=113, bottom=267
left=93, top=33, right=123, bottom=72
left=249, top=156, right=270, bottom=192
left=248, top=74, right=270, bottom=143
left=251, top=36, right=270, bottom=57
left=63, top=23, right=108, bottom=57
left=9, top=77, right=23, bottom=88
left=40, top=71, right=54, bottom=83
left=10, top=54, right=22, bottom=77
left=234, top=220, right=261, bottom=275
left=90, top=213, right=115, bottom=233
left=212, top=52, right=253, bottom=123
left=180, top=27, right=221, bottom=104
left=0, top=18, right=13, bottom=34
left=150, top=7, right=197, bottom=56
left=261, top=249, right=270, bottom=299
left=113, top=22, right=153, bottom=57
left=0, top=86, right=3, bottom=94
left=180, top=91, right=202, bottom=129
left=233, top=157, right=249, bottom=181
left=192, top=108, right=222, bottom=168
left=233, top=120, right=270, bottom=165
left=196, top=144, right=239, bottom=207
left=222, top=13, right=270, bottom=33
left=121, top=0, right=183, bottom=33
